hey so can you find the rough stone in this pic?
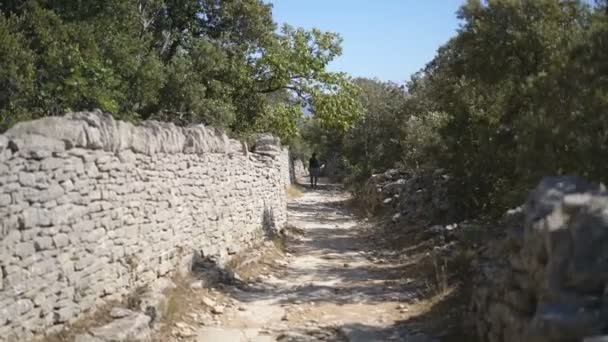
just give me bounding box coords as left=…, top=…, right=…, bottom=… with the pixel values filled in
left=361, top=168, right=452, bottom=227
left=21, top=207, right=51, bottom=228
left=139, top=290, right=168, bottom=322
left=19, top=173, right=37, bottom=187
left=34, top=236, right=54, bottom=251
left=14, top=299, right=34, bottom=316
left=15, top=242, right=35, bottom=259
left=54, top=303, right=79, bottom=324
left=196, top=327, right=249, bottom=342
left=89, top=313, right=151, bottom=341
left=39, top=184, right=64, bottom=202
left=0, top=111, right=291, bottom=339
left=41, top=158, right=65, bottom=171
left=0, top=193, right=11, bottom=206
left=471, top=176, right=608, bottom=342
left=110, top=307, right=136, bottom=319
left=74, top=334, right=104, bottom=342
left=53, top=233, right=70, bottom=248
left=7, top=134, right=65, bottom=159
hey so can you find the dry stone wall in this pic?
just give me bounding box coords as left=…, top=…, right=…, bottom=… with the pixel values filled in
left=0, top=111, right=289, bottom=341
left=289, top=159, right=307, bottom=184
left=361, top=169, right=452, bottom=225
left=472, top=176, right=608, bottom=342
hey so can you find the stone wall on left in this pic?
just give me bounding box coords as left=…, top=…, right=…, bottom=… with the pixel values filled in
left=0, top=111, right=289, bottom=341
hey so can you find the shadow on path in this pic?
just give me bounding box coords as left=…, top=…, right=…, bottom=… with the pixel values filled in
left=194, top=180, right=471, bottom=341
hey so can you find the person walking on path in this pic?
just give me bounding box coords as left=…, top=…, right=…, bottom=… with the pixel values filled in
left=309, top=153, right=321, bottom=188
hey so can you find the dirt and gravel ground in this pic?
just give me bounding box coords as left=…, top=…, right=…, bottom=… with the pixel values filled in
left=155, top=181, right=472, bottom=342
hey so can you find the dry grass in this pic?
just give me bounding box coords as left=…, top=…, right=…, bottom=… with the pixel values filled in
left=155, top=238, right=291, bottom=340
left=227, top=237, right=286, bottom=282
left=42, top=281, right=177, bottom=342
left=153, top=273, right=247, bottom=341
left=154, top=275, right=204, bottom=339
left=125, top=285, right=149, bottom=311
left=407, top=285, right=457, bottom=316
left=356, top=210, right=479, bottom=341
left=39, top=301, right=119, bottom=342
left=385, top=245, right=477, bottom=341
left=403, top=283, right=477, bottom=342
left=283, top=223, right=305, bottom=236
left=287, top=185, right=305, bottom=199
left=163, top=279, right=189, bottom=323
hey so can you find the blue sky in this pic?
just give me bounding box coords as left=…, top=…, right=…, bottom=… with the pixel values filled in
left=268, top=1, right=466, bottom=83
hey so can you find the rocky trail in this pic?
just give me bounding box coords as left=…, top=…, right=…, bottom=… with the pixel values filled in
left=156, top=181, right=456, bottom=342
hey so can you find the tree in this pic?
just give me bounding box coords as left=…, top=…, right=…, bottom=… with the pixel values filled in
left=417, top=0, right=600, bottom=217
left=0, top=14, right=35, bottom=130
left=0, top=0, right=363, bottom=142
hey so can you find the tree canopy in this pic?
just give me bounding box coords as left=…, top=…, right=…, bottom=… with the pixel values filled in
left=3, top=0, right=608, bottom=220
left=324, top=0, right=608, bottom=218
left=0, top=0, right=362, bottom=141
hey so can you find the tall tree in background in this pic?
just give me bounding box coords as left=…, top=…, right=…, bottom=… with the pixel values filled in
left=332, top=76, right=445, bottom=187
left=415, top=0, right=606, bottom=217
left=328, top=0, right=608, bottom=218
left=341, top=78, right=407, bottom=182
left=0, top=0, right=362, bottom=141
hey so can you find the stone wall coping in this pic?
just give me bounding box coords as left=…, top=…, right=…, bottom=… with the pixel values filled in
left=1, top=110, right=283, bottom=158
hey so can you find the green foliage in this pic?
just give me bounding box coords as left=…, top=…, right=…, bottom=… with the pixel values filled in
left=425, top=0, right=605, bottom=217
left=324, top=77, right=444, bottom=187
left=341, top=78, right=407, bottom=181
left=255, top=24, right=364, bottom=133
left=396, top=0, right=608, bottom=218
left=254, top=103, right=301, bottom=143
left=0, top=14, right=35, bottom=130
left=0, top=0, right=362, bottom=140
left=323, top=0, right=608, bottom=220
left=6, top=0, right=607, bottom=224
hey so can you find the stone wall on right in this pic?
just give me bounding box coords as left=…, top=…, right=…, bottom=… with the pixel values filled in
left=471, top=176, right=608, bottom=342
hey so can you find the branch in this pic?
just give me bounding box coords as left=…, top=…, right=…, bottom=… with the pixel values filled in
left=256, top=74, right=310, bottom=94
left=258, top=84, right=300, bottom=94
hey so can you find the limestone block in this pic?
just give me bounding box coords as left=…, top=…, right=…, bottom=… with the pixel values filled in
left=50, top=204, right=82, bottom=225
left=82, top=228, right=106, bottom=243
left=53, top=233, right=70, bottom=248
left=18, top=172, right=36, bottom=187
left=0, top=300, right=9, bottom=325
left=53, top=302, right=79, bottom=324
left=0, top=135, right=8, bottom=155
left=33, top=291, right=48, bottom=308
left=6, top=134, right=65, bottom=159
left=64, top=111, right=109, bottom=150
left=60, top=179, right=75, bottom=192
left=85, top=163, right=100, bottom=178
left=74, top=255, right=95, bottom=271
left=110, top=308, right=135, bottom=319
left=74, top=334, right=104, bottom=342
left=0, top=193, right=11, bottom=206
left=89, top=312, right=151, bottom=342
left=14, top=299, right=34, bottom=316
left=5, top=116, right=87, bottom=149
left=117, top=150, right=135, bottom=164
left=15, top=242, right=35, bottom=259
left=40, top=158, right=64, bottom=171
left=34, top=236, right=54, bottom=251
left=39, top=184, right=64, bottom=202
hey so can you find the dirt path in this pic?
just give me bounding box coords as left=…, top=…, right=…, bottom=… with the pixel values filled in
left=164, top=183, right=441, bottom=342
